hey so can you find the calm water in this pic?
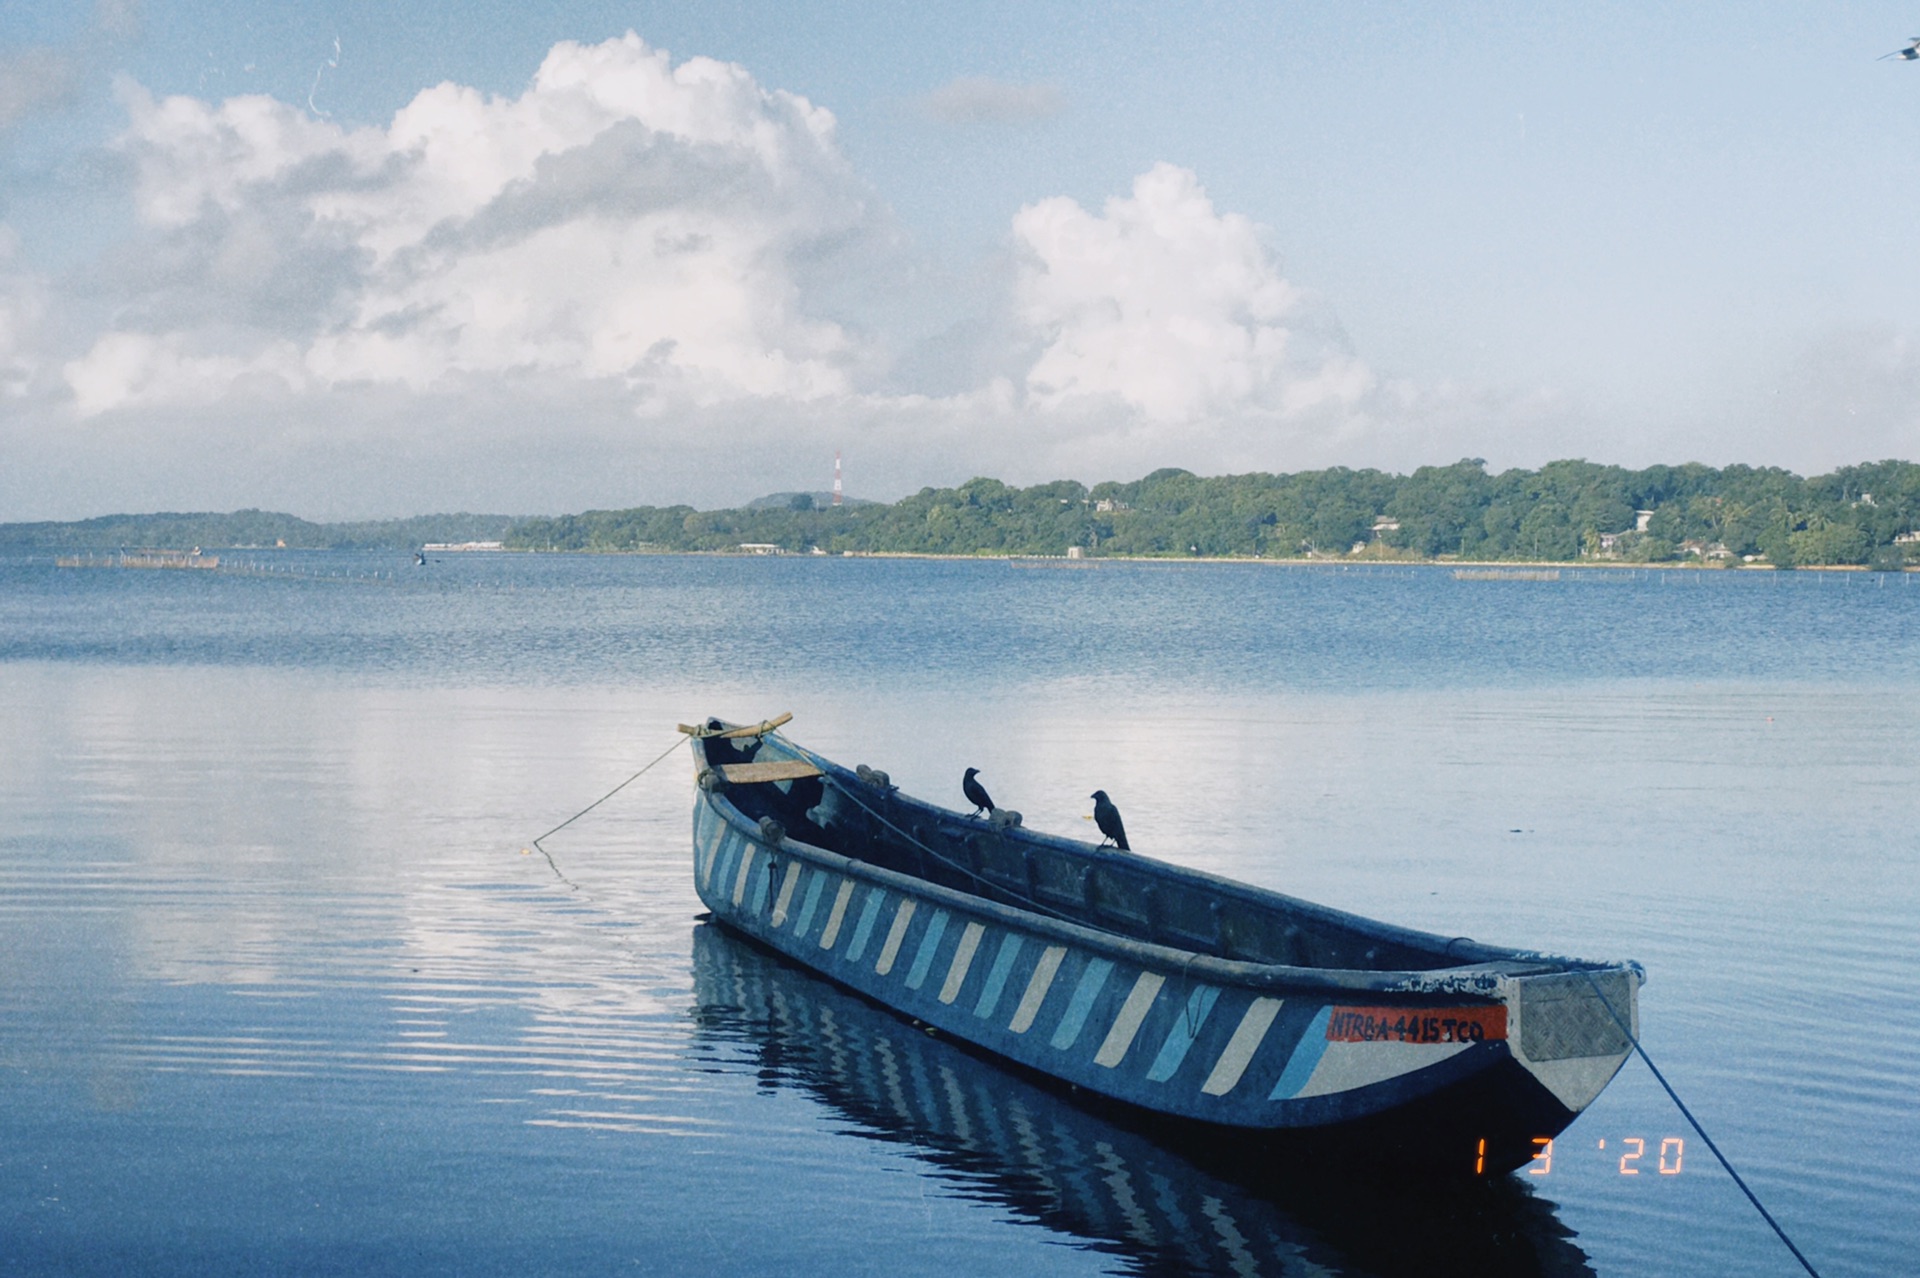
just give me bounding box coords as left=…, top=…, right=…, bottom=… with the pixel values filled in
left=2, top=553, right=1915, bottom=1276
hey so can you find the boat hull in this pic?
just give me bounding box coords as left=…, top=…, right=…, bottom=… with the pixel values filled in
left=690, top=785, right=1632, bottom=1176
left=691, top=921, right=1599, bottom=1270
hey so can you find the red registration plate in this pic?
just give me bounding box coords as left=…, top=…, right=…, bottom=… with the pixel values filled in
left=1325, top=1005, right=1508, bottom=1044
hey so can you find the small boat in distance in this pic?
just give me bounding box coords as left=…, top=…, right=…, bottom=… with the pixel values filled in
left=685, top=715, right=1643, bottom=1176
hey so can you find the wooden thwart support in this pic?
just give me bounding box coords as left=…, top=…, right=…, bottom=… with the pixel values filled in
left=677, top=712, right=794, bottom=740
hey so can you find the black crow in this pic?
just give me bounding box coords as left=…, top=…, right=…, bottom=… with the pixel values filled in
left=1091, top=790, right=1129, bottom=851
left=963, top=767, right=995, bottom=817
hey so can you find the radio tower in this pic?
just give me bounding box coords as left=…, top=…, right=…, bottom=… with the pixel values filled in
left=832, top=451, right=843, bottom=507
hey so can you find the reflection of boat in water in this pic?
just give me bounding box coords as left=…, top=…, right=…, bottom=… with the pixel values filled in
left=687, top=718, right=1641, bottom=1176
left=690, top=923, right=1595, bottom=1278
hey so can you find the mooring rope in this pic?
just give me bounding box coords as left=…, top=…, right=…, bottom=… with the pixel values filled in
left=1580, top=969, right=1822, bottom=1277
left=524, top=734, right=690, bottom=887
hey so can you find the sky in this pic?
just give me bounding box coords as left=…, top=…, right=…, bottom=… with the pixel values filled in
left=2, top=1, right=1918, bottom=519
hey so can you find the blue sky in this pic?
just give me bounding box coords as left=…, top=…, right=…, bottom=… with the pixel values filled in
left=2, top=1, right=1918, bottom=518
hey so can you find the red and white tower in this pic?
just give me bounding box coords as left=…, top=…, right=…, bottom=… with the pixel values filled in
left=832, top=451, right=843, bottom=506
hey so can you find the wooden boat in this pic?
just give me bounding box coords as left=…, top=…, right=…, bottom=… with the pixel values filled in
left=686, top=715, right=1643, bottom=1176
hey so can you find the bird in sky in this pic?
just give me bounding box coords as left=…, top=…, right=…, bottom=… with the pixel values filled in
left=1090, top=790, right=1129, bottom=851
left=963, top=767, right=995, bottom=817
left=1881, top=38, right=1920, bottom=61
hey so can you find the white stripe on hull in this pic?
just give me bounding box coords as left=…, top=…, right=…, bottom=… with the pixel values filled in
left=1010, top=946, right=1068, bottom=1034
left=731, top=845, right=755, bottom=906
left=1289, top=1040, right=1472, bottom=1099
left=818, top=879, right=854, bottom=950
left=940, top=922, right=986, bottom=1005
left=876, top=898, right=917, bottom=975
left=1202, top=998, right=1283, bottom=1096
left=770, top=861, right=802, bottom=927
left=1094, top=972, right=1165, bottom=1068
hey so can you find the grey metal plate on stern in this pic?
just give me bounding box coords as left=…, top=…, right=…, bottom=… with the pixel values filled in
left=1519, top=970, right=1633, bottom=1062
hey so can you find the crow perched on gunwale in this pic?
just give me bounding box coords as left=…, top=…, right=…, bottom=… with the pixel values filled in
left=1090, top=790, right=1129, bottom=851
left=963, top=767, right=995, bottom=817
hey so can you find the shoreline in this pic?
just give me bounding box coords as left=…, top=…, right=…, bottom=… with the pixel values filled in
left=486, top=548, right=1911, bottom=571
left=17, top=545, right=1917, bottom=572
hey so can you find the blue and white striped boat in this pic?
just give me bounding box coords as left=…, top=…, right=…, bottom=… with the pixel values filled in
left=686, top=715, right=1643, bottom=1176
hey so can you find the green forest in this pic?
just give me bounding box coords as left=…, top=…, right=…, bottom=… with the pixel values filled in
left=10, top=459, right=1919, bottom=567
left=0, top=510, right=517, bottom=552
left=508, top=459, right=1920, bottom=568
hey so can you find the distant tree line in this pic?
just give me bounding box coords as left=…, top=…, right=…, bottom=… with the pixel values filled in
left=0, top=510, right=517, bottom=552
left=507, top=460, right=1920, bottom=568
left=10, top=461, right=1918, bottom=568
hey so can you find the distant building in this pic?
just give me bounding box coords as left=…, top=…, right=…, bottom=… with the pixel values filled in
left=1634, top=510, right=1654, bottom=532
left=1066, top=546, right=1085, bottom=559
left=1371, top=517, right=1400, bottom=533
left=738, top=543, right=784, bottom=555
left=423, top=541, right=503, bottom=551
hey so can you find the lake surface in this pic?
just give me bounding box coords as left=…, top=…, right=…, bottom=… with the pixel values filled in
left=2, top=553, right=1914, bottom=1276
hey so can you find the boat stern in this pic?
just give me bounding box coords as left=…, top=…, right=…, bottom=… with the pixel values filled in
left=1504, top=965, right=1640, bottom=1116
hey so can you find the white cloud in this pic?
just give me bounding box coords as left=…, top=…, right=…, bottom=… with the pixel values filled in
left=920, top=77, right=1064, bottom=125
left=115, top=82, right=361, bottom=229
left=7, top=37, right=1573, bottom=518
left=70, top=33, right=879, bottom=417
left=1013, top=163, right=1373, bottom=424
left=63, top=331, right=307, bottom=417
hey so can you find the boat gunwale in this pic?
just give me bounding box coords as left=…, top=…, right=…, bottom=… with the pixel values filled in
left=694, top=736, right=1630, bottom=998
